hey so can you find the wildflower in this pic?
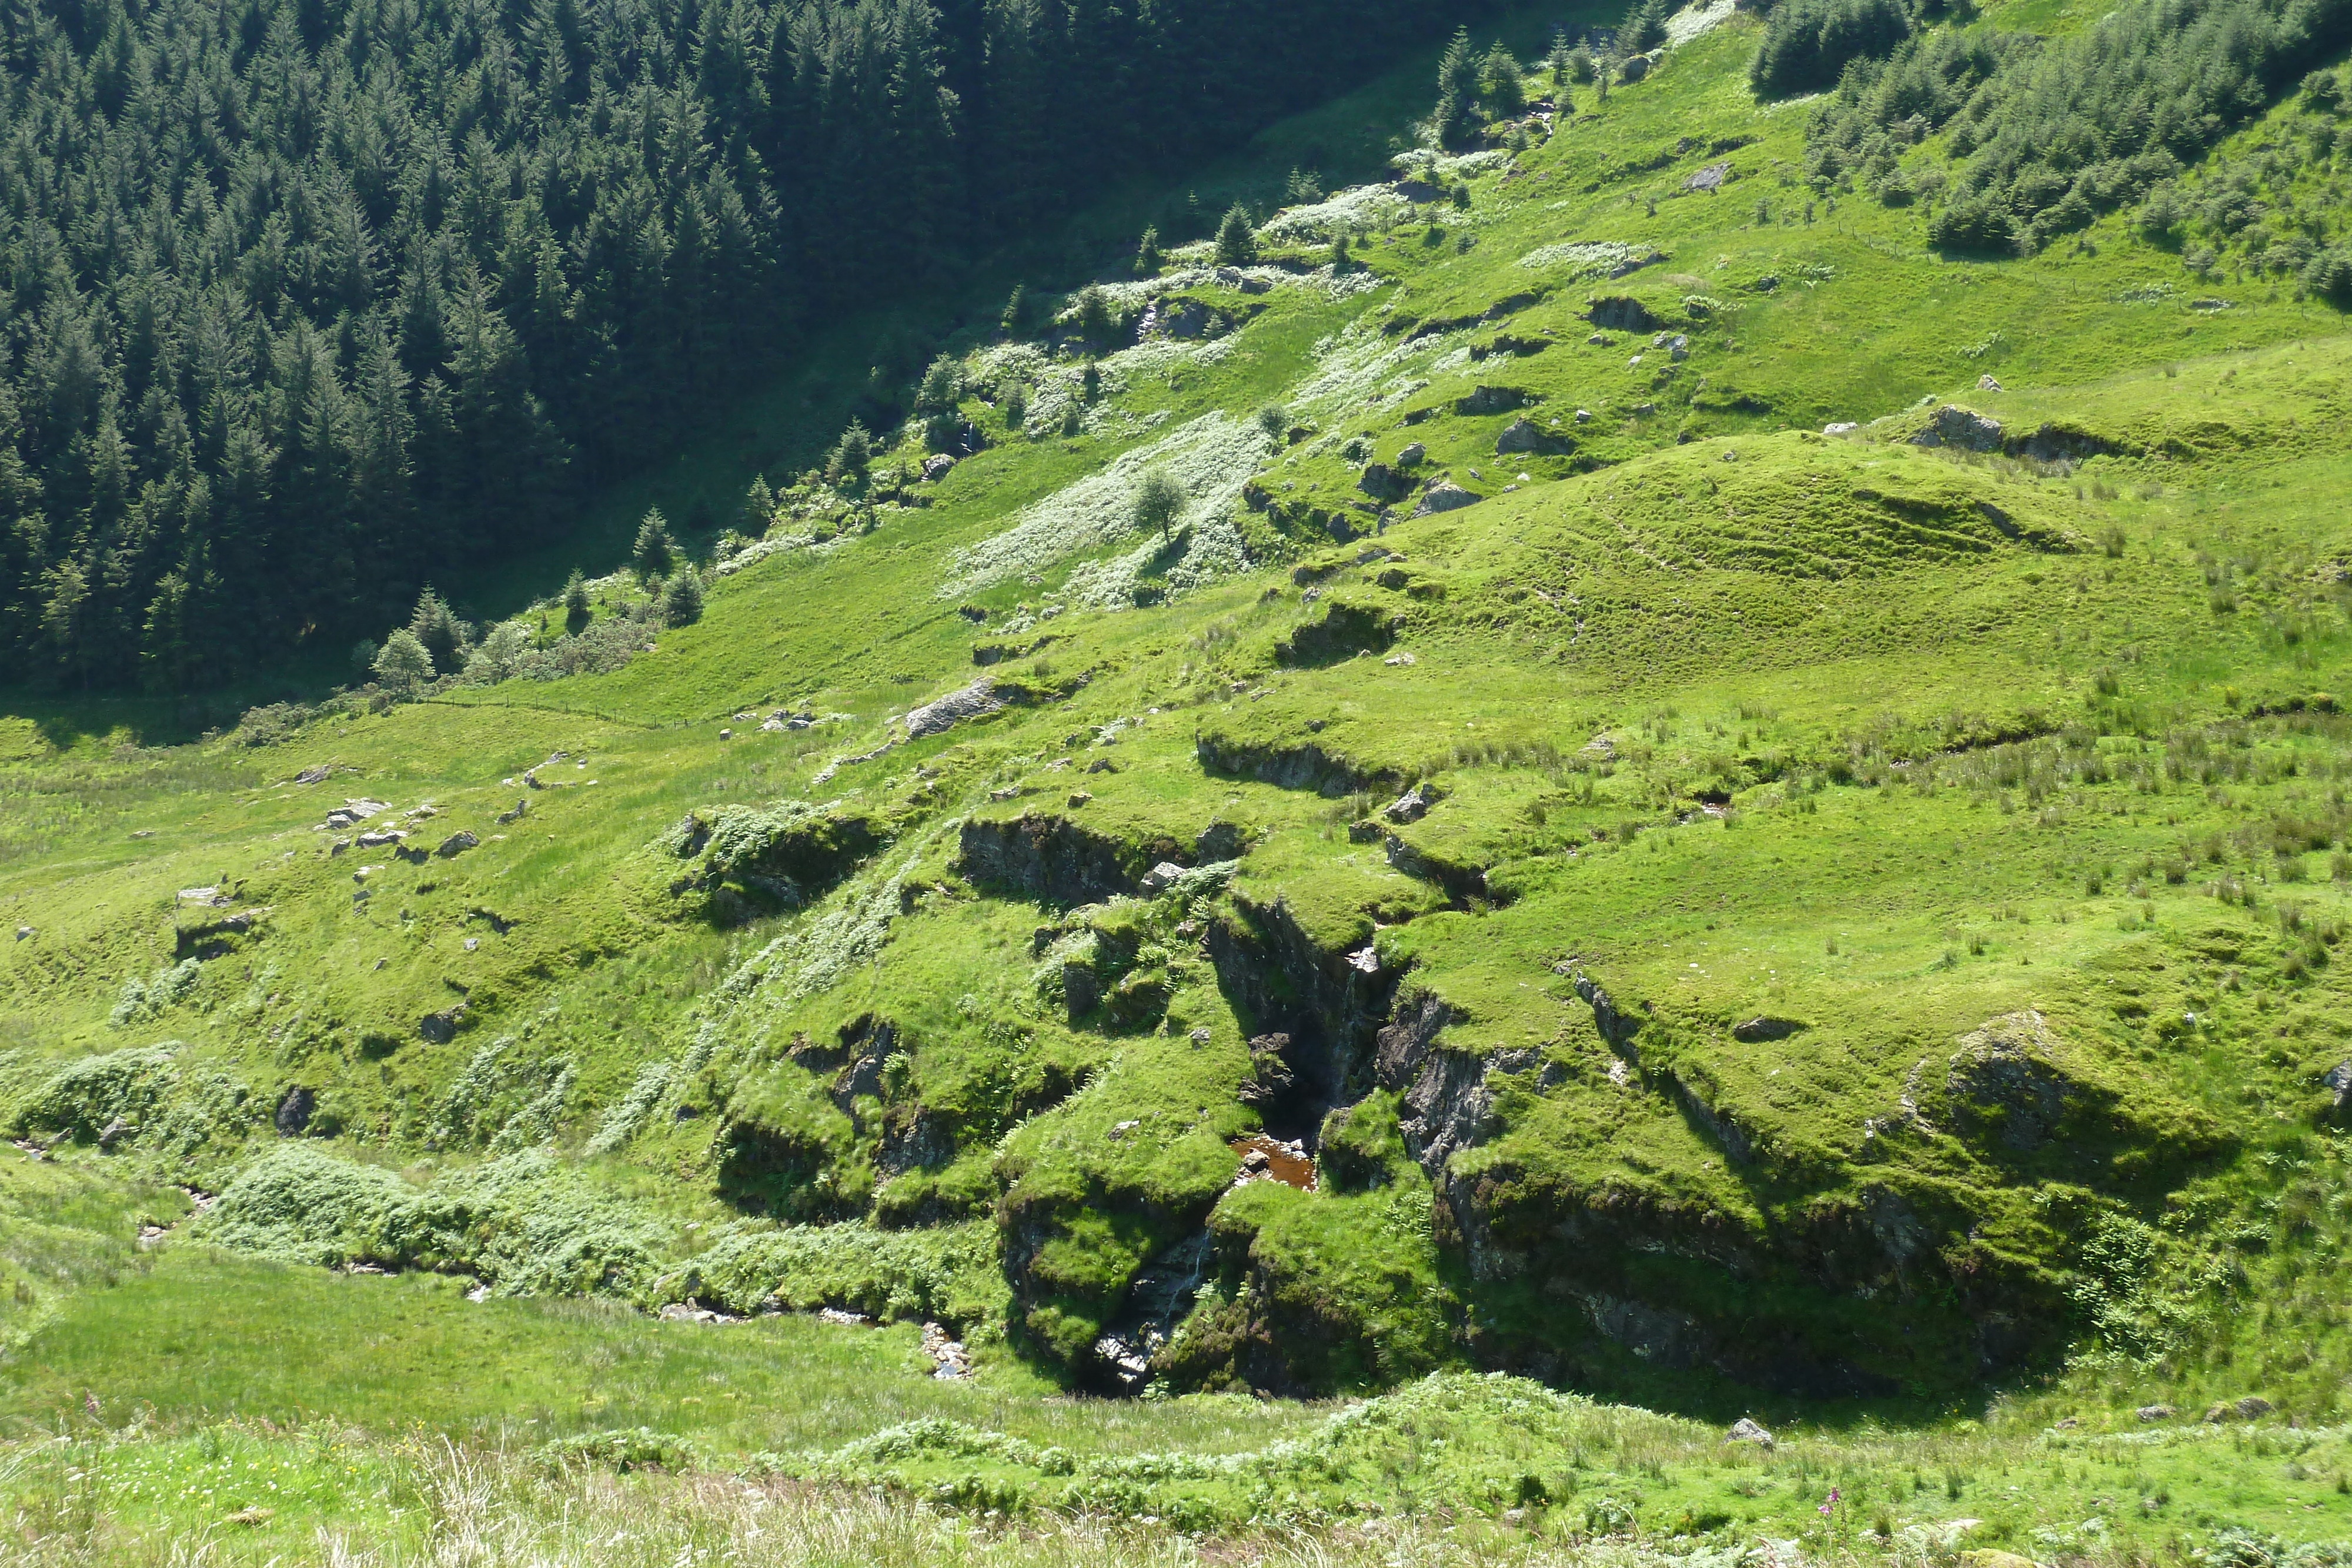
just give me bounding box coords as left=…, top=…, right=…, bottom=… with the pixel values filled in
left=1819, top=1486, right=1841, bottom=1516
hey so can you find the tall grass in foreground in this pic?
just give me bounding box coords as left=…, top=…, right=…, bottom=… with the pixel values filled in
left=0, top=1427, right=2000, bottom=1568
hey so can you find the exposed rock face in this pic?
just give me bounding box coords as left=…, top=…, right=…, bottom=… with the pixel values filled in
left=957, top=813, right=1153, bottom=904
left=1586, top=296, right=1658, bottom=332
left=1456, top=385, right=1533, bottom=415
left=1943, top=1009, right=2072, bottom=1152
left=907, top=678, right=1004, bottom=738
left=275, top=1085, right=315, bottom=1136
left=1912, top=404, right=2004, bottom=452
left=1092, top=1231, right=1214, bottom=1390
left=1357, top=463, right=1408, bottom=502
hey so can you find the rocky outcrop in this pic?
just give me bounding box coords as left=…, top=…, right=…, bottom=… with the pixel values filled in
left=1495, top=417, right=1573, bottom=456
left=907, top=678, right=1005, bottom=738
left=1912, top=404, right=2004, bottom=452
left=1412, top=482, right=1482, bottom=517
left=958, top=813, right=1148, bottom=904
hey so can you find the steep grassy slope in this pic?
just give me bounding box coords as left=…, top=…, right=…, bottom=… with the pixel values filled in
left=4, top=0, right=2352, bottom=1554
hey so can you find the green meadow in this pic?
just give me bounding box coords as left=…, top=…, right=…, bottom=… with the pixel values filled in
left=5, top=0, right=2352, bottom=1556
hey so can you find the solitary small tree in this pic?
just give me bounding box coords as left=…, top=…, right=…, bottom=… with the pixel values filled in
left=740, top=474, right=776, bottom=533
left=1074, top=285, right=1115, bottom=345
left=1331, top=228, right=1352, bottom=271
left=1134, top=469, right=1185, bottom=543
left=1256, top=403, right=1291, bottom=444
left=663, top=566, right=704, bottom=627
left=1134, top=225, right=1162, bottom=276
left=914, top=355, right=961, bottom=414
left=1213, top=205, right=1258, bottom=266
left=562, top=567, right=591, bottom=628
left=373, top=628, right=434, bottom=692
left=633, top=510, right=677, bottom=581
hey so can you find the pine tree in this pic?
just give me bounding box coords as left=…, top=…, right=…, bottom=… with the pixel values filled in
left=827, top=422, right=873, bottom=483
left=633, top=510, right=678, bottom=581
left=663, top=566, right=704, bottom=626
left=741, top=476, right=776, bottom=534
left=1134, top=226, right=1162, bottom=276
left=1214, top=206, right=1259, bottom=266
left=563, top=567, right=591, bottom=628
left=1433, top=26, right=1479, bottom=142
left=408, top=587, right=467, bottom=673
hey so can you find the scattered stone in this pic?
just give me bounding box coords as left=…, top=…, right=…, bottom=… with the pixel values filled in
left=1497, top=416, right=1571, bottom=456
left=1726, top=1417, right=1775, bottom=1447
left=1978, top=373, right=2003, bottom=391
left=1668, top=334, right=1690, bottom=362
left=276, top=1086, right=315, bottom=1136
left=2321, top=1061, right=2351, bottom=1113
left=293, top=764, right=335, bottom=785
left=356, top=831, right=405, bottom=848
left=719, top=728, right=733, bottom=740
left=1242, top=1146, right=1271, bottom=1169
left=817, top=1307, right=873, bottom=1326
left=1386, top=785, right=1432, bottom=824
left=1140, top=861, right=1189, bottom=894
left=907, top=677, right=1004, bottom=738
left=330, top=838, right=352, bottom=856
left=1824, top=421, right=1860, bottom=435
left=1913, top=404, right=2004, bottom=452
left=466, top=1283, right=491, bottom=1302
left=1067, top=790, right=1093, bottom=807
left=496, top=798, right=527, bottom=825
left=464, top=937, right=480, bottom=951
left=1383, top=651, right=1418, bottom=667
left=922, top=1320, right=973, bottom=1379
left=1086, top=757, right=1117, bottom=774
left=2235, top=1395, right=2274, bottom=1419
left=1109, top=1119, right=1142, bottom=1139
left=1412, top=481, right=1481, bottom=517
left=923, top=453, right=957, bottom=481
left=96, top=1116, right=131, bottom=1151
left=130, top=829, right=155, bottom=839
left=1346, top=945, right=1380, bottom=974
left=1397, top=442, right=1426, bottom=467
left=1575, top=407, right=1594, bottom=423
left=1685, top=161, right=1731, bottom=192
left=659, top=1302, right=741, bottom=1325
left=12, top=926, right=28, bottom=941
left=2136, top=1403, right=2177, bottom=1422
left=435, top=831, right=479, bottom=859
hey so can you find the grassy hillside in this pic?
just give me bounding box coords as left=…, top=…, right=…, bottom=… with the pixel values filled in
left=4, top=0, right=2352, bottom=1556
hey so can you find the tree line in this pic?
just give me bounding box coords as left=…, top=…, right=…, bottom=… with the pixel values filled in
left=0, top=0, right=1457, bottom=693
